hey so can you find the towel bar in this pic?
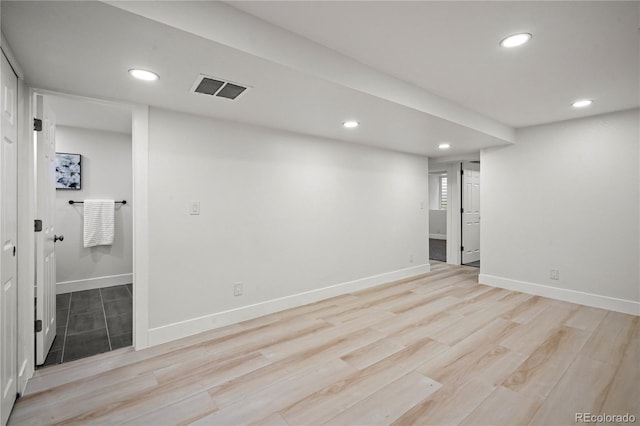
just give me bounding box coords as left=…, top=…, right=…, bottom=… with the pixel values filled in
left=69, top=200, right=127, bottom=205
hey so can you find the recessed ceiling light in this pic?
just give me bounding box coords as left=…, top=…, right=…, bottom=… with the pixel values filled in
left=572, top=99, right=593, bottom=108
left=499, top=33, right=532, bottom=48
left=439, top=143, right=450, bottom=150
left=343, top=121, right=359, bottom=129
left=129, top=69, right=160, bottom=81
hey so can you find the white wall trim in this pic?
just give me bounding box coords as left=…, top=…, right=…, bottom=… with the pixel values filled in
left=56, top=273, right=133, bottom=294
left=479, top=274, right=640, bottom=316
left=429, top=233, right=446, bottom=240
left=16, top=63, right=35, bottom=397
left=148, top=263, right=431, bottom=347
left=446, top=163, right=462, bottom=265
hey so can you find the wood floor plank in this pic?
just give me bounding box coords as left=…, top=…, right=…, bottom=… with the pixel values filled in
left=57, top=351, right=271, bottom=425
left=502, top=326, right=590, bottom=399
left=500, top=295, right=549, bottom=324
left=410, top=273, right=481, bottom=296
left=259, top=324, right=385, bottom=362
left=418, top=340, right=525, bottom=390
left=123, top=391, right=217, bottom=426
left=500, top=305, right=578, bottom=355
left=391, top=378, right=495, bottom=425
left=446, top=316, right=521, bottom=350
left=24, top=322, right=247, bottom=394
left=200, top=317, right=332, bottom=357
left=323, top=371, right=441, bottom=425
left=580, top=311, right=637, bottom=366
left=370, top=295, right=460, bottom=336
left=598, top=321, right=640, bottom=417
left=388, top=290, right=462, bottom=314
left=430, top=308, right=512, bottom=346
left=340, top=338, right=405, bottom=370
left=196, top=359, right=356, bottom=425
left=11, top=344, right=210, bottom=417
left=280, top=338, right=448, bottom=425
left=455, top=288, right=516, bottom=316
left=564, top=305, right=608, bottom=331
left=206, top=328, right=386, bottom=410
left=460, top=385, right=542, bottom=425
left=528, top=355, right=619, bottom=425
left=9, top=264, right=637, bottom=426
left=249, top=412, right=289, bottom=426
left=319, top=305, right=395, bottom=326
left=10, top=372, right=158, bottom=425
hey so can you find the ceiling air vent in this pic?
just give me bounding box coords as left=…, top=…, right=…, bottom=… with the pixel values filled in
left=191, top=74, right=250, bottom=100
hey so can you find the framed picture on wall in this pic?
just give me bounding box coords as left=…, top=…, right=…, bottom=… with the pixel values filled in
left=55, top=152, right=82, bottom=190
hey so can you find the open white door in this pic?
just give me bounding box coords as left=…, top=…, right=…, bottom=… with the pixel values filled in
left=461, top=164, right=480, bottom=264
left=0, top=52, right=19, bottom=426
left=35, top=95, right=57, bottom=365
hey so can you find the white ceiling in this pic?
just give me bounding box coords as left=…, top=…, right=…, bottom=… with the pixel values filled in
left=2, top=1, right=638, bottom=158
left=231, top=1, right=640, bottom=128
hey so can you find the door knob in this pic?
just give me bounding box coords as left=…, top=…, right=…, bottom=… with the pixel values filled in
left=54, top=235, right=64, bottom=243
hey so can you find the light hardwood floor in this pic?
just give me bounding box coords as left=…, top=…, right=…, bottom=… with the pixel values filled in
left=9, top=263, right=639, bottom=425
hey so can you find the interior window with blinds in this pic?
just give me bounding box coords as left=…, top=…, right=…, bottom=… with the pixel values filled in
left=439, top=174, right=447, bottom=210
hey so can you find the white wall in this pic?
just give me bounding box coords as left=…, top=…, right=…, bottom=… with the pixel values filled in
left=147, top=108, right=430, bottom=342
left=55, top=126, right=133, bottom=291
left=428, top=173, right=440, bottom=209
left=480, top=109, right=640, bottom=314
left=429, top=210, right=446, bottom=239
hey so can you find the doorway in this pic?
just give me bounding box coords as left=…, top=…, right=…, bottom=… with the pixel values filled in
left=35, top=94, right=134, bottom=367
left=461, top=161, right=480, bottom=268
left=428, top=171, right=448, bottom=262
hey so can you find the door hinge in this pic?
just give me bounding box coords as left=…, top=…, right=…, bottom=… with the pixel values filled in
left=460, top=246, right=464, bottom=251
left=34, top=219, right=43, bottom=232
left=35, top=320, right=42, bottom=333
left=33, top=118, right=43, bottom=132
left=460, top=208, right=464, bottom=213
left=13, top=246, right=16, bottom=257
left=461, top=170, right=464, bottom=175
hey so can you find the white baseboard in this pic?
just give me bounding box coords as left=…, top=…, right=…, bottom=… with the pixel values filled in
left=148, top=264, right=431, bottom=347
left=56, top=273, right=133, bottom=294
left=479, top=274, right=640, bottom=316
left=429, top=233, right=446, bottom=240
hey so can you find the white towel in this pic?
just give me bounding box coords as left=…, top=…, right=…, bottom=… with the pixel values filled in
left=83, top=200, right=115, bottom=248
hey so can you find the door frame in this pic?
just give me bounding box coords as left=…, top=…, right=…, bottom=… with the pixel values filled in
left=20, top=88, right=150, bottom=373
left=429, top=157, right=475, bottom=266
left=460, top=161, right=481, bottom=265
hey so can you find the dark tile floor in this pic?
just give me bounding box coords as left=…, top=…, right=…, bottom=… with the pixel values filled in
left=429, top=238, right=447, bottom=262
left=42, top=284, right=132, bottom=367
left=465, top=260, right=481, bottom=268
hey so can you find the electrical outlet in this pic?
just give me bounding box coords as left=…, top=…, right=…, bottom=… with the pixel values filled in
left=550, top=269, right=560, bottom=280
left=409, top=254, right=414, bottom=263
left=420, top=202, right=425, bottom=210
left=234, top=282, right=243, bottom=296
left=189, top=201, right=200, bottom=215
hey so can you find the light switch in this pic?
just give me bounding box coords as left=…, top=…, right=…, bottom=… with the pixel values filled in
left=189, top=201, right=200, bottom=215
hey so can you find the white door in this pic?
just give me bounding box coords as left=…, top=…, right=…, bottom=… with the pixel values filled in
left=0, top=52, right=19, bottom=426
left=461, top=167, right=480, bottom=264
left=35, top=95, right=57, bottom=365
